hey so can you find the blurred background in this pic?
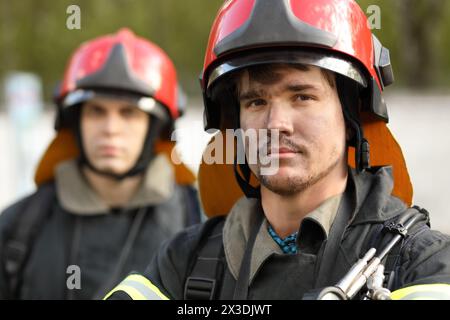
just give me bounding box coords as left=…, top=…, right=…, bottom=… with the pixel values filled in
left=0, top=0, right=449, bottom=232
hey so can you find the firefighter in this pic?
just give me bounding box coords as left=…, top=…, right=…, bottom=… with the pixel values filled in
left=0, top=28, right=201, bottom=299
left=106, top=1, right=450, bottom=300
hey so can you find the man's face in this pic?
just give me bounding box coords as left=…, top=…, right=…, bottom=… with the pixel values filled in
left=80, top=97, right=150, bottom=176
left=238, top=64, right=347, bottom=196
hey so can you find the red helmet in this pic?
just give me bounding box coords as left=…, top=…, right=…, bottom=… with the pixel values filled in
left=57, top=28, right=181, bottom=128
left=200, top=0, right=394, bottom=130
left=197, top=0, right=413, bottom=215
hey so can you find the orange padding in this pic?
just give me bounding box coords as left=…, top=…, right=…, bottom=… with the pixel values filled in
left=348, top=113, right=413, bottom=208
left=199, top=115, right=413, bottom=218
left=34, top=128, right=196, bottom=186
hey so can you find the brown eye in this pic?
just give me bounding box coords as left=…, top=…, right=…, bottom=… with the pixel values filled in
left=120, top=106, right=138, bottom=117
left=247, top=99, right=267, bottom=108
left=85, top=104, right=105, bottom=116
left=294, top=94, right=313, bottom=102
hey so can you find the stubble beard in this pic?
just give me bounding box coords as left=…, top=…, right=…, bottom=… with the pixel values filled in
left=258, top=152, right=342, bottom=197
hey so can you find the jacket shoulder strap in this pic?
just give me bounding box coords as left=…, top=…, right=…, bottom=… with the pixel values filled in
left=367, top=206, right=430, bottom=290
left=3, top=183, right=56, bottom=298
left=184, top=216, right=225, bottom=300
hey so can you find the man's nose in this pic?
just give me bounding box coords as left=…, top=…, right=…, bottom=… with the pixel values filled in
left=266, top=102, right=293, bottom=134
left=102, top=112, right=123, bottom=135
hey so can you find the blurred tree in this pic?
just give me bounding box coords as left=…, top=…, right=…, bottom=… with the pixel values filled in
left=0, top=0, right=223, bottom=104
left=396, top=0, right=449, bottom=88
left=357, top=0, right=450, bottom=88
left=1, top=0, right=449, bottom=107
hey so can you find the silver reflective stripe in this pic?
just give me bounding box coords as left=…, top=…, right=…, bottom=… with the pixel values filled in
left=120, top=279, right=166, bottom=300
left=104, top=274, right=170, bottom=300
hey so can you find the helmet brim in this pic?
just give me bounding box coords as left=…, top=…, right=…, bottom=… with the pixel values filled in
left=62, top=89, right=169, bottom=122
left=206, top=49, right=368, bottom=93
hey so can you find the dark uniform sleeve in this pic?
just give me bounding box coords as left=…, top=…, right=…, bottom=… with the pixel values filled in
left=0, top=197, right=33, bottom=299
left=391, top=224, right=450, bottom=299
left=104, top=222, right=206, bottom=300
left=0, top=210, right=10, bottom=299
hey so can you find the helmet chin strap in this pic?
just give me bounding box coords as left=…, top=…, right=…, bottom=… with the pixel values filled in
left=75, top=113, right=164, bottom=181
left=335, top=75, right=370, bottom=173
left=231, top=102, right=262, bottom=199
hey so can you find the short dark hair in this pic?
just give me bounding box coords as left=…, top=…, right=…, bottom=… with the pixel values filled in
left=234, top=63, right=336, bottom=98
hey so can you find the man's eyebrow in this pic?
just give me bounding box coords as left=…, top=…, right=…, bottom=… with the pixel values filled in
left=239, top=83, right=321, bottom=101
left=283, top=83, right=320, bottom=92
left=239, top=89, right=266, bottom=101
left=120, top=103, right=138, bottom=109
left=85, top=101, right=103, bottom=108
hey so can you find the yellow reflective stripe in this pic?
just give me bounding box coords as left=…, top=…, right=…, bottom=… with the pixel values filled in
left=103, top=274, right=170, bottom=300
left=104, top=284, right=148, bottom=300
left=391, top=283, right=450, bottom=300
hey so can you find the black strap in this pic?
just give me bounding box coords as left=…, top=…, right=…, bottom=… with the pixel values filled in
left=233, top=127, right=261, bottom=199
left=233, top=161, right=261, bottom=199
left=233, top=210, right=264, bottom=300
left=313, top=189, right=353, bottom=289
left=379, top=206, right=429, bottom=289
left=351, top=206, right=429, bottom=292
left=180, top=185, right=202, bottom=226
left=3, top=183, right=56, bottom=298
left=307, top=205, right=429, bottom=300
left=337, top=75, right=370, bottom=172
left=184, top=218, right=226, bottom=300
left=92, top=207, right=148, bottom=300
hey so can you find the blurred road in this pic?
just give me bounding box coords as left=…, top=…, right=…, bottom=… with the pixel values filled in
left=1, top=92, right=449, bottom=233
left=385, top=92, right=450, bottom=233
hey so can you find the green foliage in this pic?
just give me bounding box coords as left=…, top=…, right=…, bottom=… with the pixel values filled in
left=357, top=0, right=450, bottom=88
left=1, top=0, right=449, bottom=104
left=0, top=0, right=223, bottom=101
